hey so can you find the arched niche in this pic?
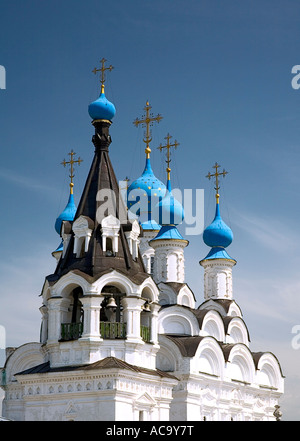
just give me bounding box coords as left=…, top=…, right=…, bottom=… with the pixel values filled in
left=59, top=285, right=84, bottom=341
left=167, top=253, right=178, bottom=282
left=227, top=345, right=255, bottom=384
left=194, top=337, right=224, bottom=377
left=177, top=285, right=196, bottom=309
left=201, top=311, right=225, bottom=342
left=158, top=284, right=177, bottom=306
left=256, top=352, right=284, bottom=391
left=156, top=348, right=176, bottom=372
left=226, top=317, right=250, bottom=346
left=158, top=306, right=199, bottom=336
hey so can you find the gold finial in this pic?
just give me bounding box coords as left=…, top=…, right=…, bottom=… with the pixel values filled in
left=206, top=162, right=228, bottom=204
left=61, top=150, right=83, bottom=194
left=92, top=57, right=114, bottom=88
left=157, top=133, right=180, bottom=181
left=133, top=101, right=163, bottom=158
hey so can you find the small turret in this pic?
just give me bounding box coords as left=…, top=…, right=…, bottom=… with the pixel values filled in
left=149, top=134, right=188, bottom=283
left=200, top=163, right=236, bottom=300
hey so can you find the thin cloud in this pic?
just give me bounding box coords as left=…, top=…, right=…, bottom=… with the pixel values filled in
left=0, top=168, right=54, bottom=195
left=235, top=275, right=300, bottom=325
left=232, top=210, right=296, bottom=253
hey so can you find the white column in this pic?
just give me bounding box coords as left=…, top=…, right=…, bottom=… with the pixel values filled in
left=121, top=296, right=145, bottom=343
left=139, top=232, right=156, bottom=274
left=113, top=235, right=119, bottom=253
left=47, top=297, right=69, bottom=343
left=74, top=236, right=79, bottom=256
left=149, top=302, right=160, bottom=345
left=133, top=239, right=139, bottom=260
left=102, top=234, right=107, bottom=252
left=39, top=305, right=48, bottom=344
left=85, top=231, right=92, bottom=252
left=79, top=295, right=103, bottom=341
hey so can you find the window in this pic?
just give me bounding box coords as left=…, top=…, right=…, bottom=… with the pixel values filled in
left=101, top=215, right=120, bottom=255
left=105, top=237, right=115, bottom=257
left=72, top=216, right=94, bottom=257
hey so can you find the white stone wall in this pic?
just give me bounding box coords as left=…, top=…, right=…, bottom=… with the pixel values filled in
left=3, top=370, right=176, bottom=421
left=200, top=259, right=236, bottom=300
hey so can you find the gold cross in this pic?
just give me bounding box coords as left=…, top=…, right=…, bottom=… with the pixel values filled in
left=133, top=101, right=163, bottom=158
left=157, top=133, right=180, bottom=180
left=206, top=162, right=228, bottom=203
left=92, top=58, right=114, bottom=86
left=61, top=150, right=83, bottom=194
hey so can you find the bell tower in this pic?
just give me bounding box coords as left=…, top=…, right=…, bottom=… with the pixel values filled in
left=41, top=60, right=160, bottom=370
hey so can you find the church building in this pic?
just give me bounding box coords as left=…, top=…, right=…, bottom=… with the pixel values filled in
left=0, top=60, right=284, bottom=421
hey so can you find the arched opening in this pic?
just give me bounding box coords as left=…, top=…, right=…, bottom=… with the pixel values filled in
left=105, top=237, right=115, bottom=257
left=167, top=254, right=177, bottom=281
left=60, top=287, right=83, bottom=341
left=100, top=285, right=126, bottom=339
left=140, top=287, right=153, bottom=343
left=71, top=287, right=83, bottom=324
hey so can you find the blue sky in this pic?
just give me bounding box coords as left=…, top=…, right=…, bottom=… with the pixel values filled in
left=0, top=0, right=300, bottom=420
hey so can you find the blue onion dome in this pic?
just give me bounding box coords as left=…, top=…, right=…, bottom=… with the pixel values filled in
left=157, top=178, right=184, bottom=226
left=203, top=202, right=233, bottom=248
left=127, top=156, right=166, bottom=230
left=88, top=84, right=116, bottom=121
left=151, top=224, right=186, bottom=241
left=55, top=192, right=77, bottom=235
left=140, top=219, right=161, bottom=231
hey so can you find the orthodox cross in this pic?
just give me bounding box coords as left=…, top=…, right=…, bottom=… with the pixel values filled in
left=61, top=150, right=83, bottom=194
left=92, top=58, right=114, bottom=86
left=206, top=162, right=228, bottom=203
left=133, top=101, right=163, bottom=158
left=157, top=133, right=180, bottom=180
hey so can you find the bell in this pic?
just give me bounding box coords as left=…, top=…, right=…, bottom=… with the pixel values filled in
left=106, top=296, right=117, bottom=309
left=143, top=301, right=151, bottom=312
